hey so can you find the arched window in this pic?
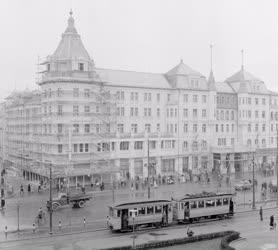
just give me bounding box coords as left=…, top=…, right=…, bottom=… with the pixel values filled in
left=225, top=111, right=229, bottom=120
left=220, top=110, right=224, bottom=120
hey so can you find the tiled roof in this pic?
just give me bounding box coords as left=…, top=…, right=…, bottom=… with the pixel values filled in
left=166, top=59, right=203, bottom=77
left=226, top=67, right=261, bottom=83
left=52, top=13, right=91, bottom=61
left=215, top=82, right=235, bottom=93
left=95, top=68, right=171, bottom=89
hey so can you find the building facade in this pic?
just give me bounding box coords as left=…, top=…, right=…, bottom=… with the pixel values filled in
left=1, top=12, right=278, bottom=185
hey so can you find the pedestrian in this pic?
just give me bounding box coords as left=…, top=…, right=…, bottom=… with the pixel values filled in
left=20, top=184, right=24, bottom=195
left=4, top=226, right=7, bottom=239
left=32, top=223, right=36, bottom=233
left=270, top=215, right=274, bottom=229
left=27, top=184, right=31, bottom=193
left=259, top=206, right=263, bottom=221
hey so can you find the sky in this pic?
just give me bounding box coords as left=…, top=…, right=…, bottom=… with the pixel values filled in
left=0, top=0, right=278, bottom=100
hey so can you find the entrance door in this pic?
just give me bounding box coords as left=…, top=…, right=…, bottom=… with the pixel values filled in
left=121, top=209, right=129, bottom=230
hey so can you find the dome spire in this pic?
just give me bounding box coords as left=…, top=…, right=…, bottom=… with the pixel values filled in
left=65, top=9, right=77, bottom=33
left=241, top=49, right=244, bottom=71
left=208, top=44, right=216, bottom=91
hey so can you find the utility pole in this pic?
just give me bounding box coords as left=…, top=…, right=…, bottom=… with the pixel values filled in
left=252, top=152, right=256, bottom=210
left=49, top=163, right=53, bottom=235
left=276, top=130, right=278, bottom=205
left=147, top=138, right=150, bottom=199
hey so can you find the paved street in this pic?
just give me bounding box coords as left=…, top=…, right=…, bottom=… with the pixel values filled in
left=0, top=170, right=277, bottom=237
left=0, top=204, right=278, bottom=249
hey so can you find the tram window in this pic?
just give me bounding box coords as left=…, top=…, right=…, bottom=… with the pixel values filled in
left=216, top=199, right=222, bottom=206
left=117, top=210, right=121, bottom=217
left=181, top=203, right=184, bottom=209
left=184, top=202, right=189, bottom=209
left=223, top=198, right=229, bottom=205
left=155, top=205, right=162, bottom=213
left=206, top=199, right=215, bottom=207
left=168, top=205, right=172, bottom=212
left=147, top=206, right=154, bottom=214
left=198, top=200, right=204, bottom=208
left=190, top=201, right=197, bottom=209
left=138, top=207, right=146, bottom=215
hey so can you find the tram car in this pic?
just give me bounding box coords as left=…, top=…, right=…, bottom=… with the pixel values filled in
left=173, top=192, right=235, bottom=223
left=107, top=199, right=173, bottom=231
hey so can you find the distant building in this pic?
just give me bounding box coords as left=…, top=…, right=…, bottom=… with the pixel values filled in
left=1, top=12, right=277, bottom=185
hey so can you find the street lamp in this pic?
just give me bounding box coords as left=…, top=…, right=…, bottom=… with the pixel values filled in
left=252, top=152, right=256, bottom=210
left=45, top=161, right=53, bottom=235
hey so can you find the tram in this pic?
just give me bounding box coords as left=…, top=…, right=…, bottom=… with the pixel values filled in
left=107, top=199, right=173, bottom=231
left=173, top=192, right=235, bottom=223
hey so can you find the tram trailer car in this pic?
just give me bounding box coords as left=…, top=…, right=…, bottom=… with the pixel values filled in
left=173, top=192, right=235, bottom=223
left=107, top=199, right=173, bottom=231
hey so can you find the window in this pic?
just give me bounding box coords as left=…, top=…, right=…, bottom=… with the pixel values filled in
left=202, top=124, right=206, bottom=133
left=193, top=109, right=197, bottom=118
left=73, top=88, right=79, bottom=97
left=148, top=108, right=151, bottom=116
left=145, top=124, right=151, bottom=133
left=221, top=124, right=224, bottom=132
left=134, top=141, right=143, bottom=150
left=117, top=124, right=124, bottom=133
left=216, top=199, right=222, bottom=206
left=85, top=124, right=90, bottom=133
left=84, top=105, right=90, bottom=113
left=255, top=124, right=258, bottom=132
left=155, top=206, right=162, bottom=213
left=248, top=98, right=251, bottom=105
left=206, top=199, right=215, bottom=207
left=183, top=94, right=188, bottom=102
left=84, top=89, right=90, bottom=97
left=167, top=94, right=171, bottom=102
left=73, top=144, right=78, bottom=153
left=73, top=124, right=79, bottom=133
left=262, top=124, right=266, bottom=132
left=131, top=124, right=138, bottom=133
left=262, top=98, right=266, bottom=105
left=120, top=141, right=129, bottom=150
left=216, top=124, right=218, bottom=132
left=184, top=123, right=188, bottom=133
left=58, top=105, right=63, bottom=115
left=255, top=98, right=259, bottom=105
left=223, top=198, right=229, bottom=205
left=144, top=108, right=147, bottom=117
left=193, top=95, right=198, bottom=103
left=157, top=123, right=160, bottom=132
left=120, top=91, right=124, bottom=100
left=157, top=108, right=160, bottom=117
left=148, top=93, right=151, bottom=101
left=135, top=92, right=138, bottom=101
left=193, top=124, right=198, bottom=133
left=85, top=143, right=89, bottom=152
left=231, top=111, right=234, bottom=120
left=190, top=201, right=197, bottom=209
left=147, top=206, right=154, bottom=214
left=73, top=105, right=79, bottom=116
left=78, top=63, right=84, bottom=71
left=202, top=109, right=206, bottom=118
left=135, top=107, right=138, bottom=116
left=183, top=109, right=188, bottom=117
left=198, top=200, right=204, bottom=208
left=157, top=93, right=160, bottom=102
left=248, top=124, right=251, bottom=132
left=58, top=124, right=62, bottom=134
left=130, top=107, right=134, bottom=116
left=130, top=92, right=134, bottom=101
left=226, top=124, right=229, bottom=132
left=202, top=95, right=207, bottom=103
left=262, top=111, right=265, bottom=119
left=79, top=143, right=83, bottom=152
left=58, top=144, right=63, bottom=153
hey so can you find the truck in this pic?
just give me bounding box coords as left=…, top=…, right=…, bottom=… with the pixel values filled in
left=46, top=192, right=93, bottom=211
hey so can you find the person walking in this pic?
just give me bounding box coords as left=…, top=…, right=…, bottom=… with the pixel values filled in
left=20, top=184, right=24, bottom=196
left=270, top=215, right=274, bottom=229
left=259, top=206, right=263, bottom=221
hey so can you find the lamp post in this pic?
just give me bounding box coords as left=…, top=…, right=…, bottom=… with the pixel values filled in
left=252, top=152, right=256, bottom=210
left=48, top=162, right=53, bottom=235
left=276, top=129, right=278, bottom=205
left=147, top=137, right=150, bottom=199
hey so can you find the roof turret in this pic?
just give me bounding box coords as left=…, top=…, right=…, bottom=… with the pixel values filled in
left=52, top=10, right=91, bottom=61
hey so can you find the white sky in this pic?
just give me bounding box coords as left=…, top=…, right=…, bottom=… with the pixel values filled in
left=1, top=0, right=278, bottom=100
